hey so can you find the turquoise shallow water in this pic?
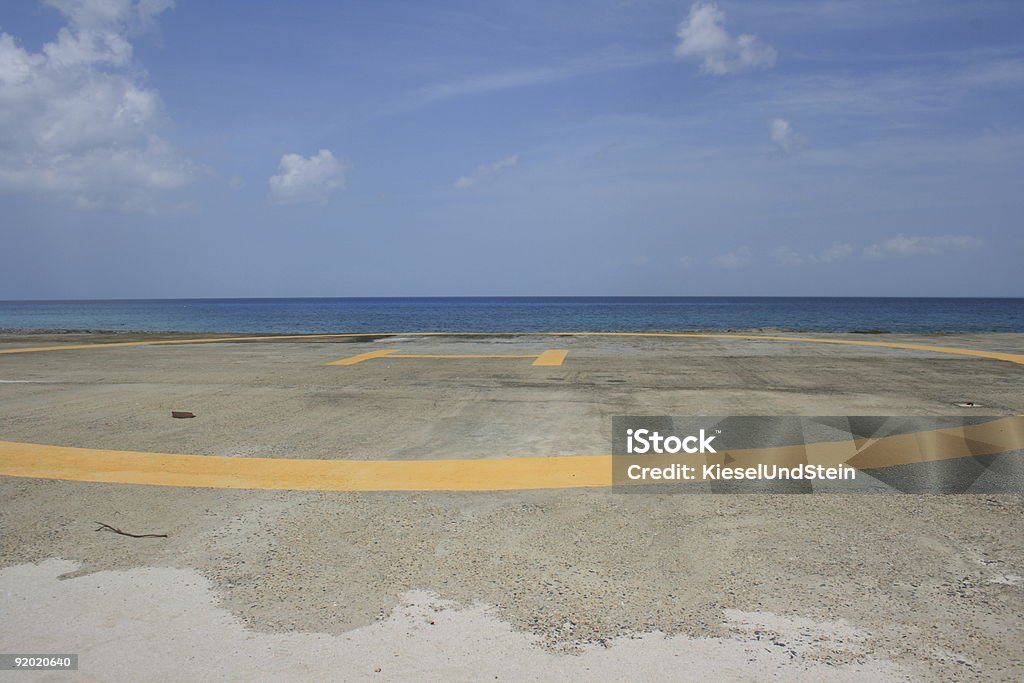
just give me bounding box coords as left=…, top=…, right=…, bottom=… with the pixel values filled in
left=0, top=297, right=1021, bottom=334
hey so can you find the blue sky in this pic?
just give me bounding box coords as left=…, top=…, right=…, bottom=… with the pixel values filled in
left=1, top=0, right=1022, bottom=298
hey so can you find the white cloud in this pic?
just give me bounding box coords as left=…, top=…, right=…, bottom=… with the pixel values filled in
left=771, top=243, right=852, bottom=265
left=864, top=234, right=982, bottom=260
left=0, top=0, right=198, bottom=211
left=268, top=149, right=346, bottom=205
left=674, top=2, right=776, bottom=75
left=712, top=246, right=752, bottom=269
left=44, top=0, right=175, bottom=38
left=769, top=117, right=805, bottom=154
left=453, top=155, right=519, bottom=190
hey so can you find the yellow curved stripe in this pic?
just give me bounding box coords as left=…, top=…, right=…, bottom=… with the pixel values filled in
left=0, top=440, right=610, bottom=491
left=0, top=417, right=1020, bottom=491
left=1, top=331, right=1021, bottom=366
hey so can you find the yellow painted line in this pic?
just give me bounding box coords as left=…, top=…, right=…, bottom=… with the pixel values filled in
left=533, top=349, right=569, bottom=367
left=588, top=332, right=1024, bottom=366
left=0, top=417, right=1021, bottom=491
left=325, top=349, right=398, bottom=366
left=389, top=354, right=537, bottom=359
left=1, top=331, right=1021, bottom=367
left=0, top=440, right=610, bottom=491
left=0, top=333, right=388, bottom=355
left=328, top=349, right=569, bottom=365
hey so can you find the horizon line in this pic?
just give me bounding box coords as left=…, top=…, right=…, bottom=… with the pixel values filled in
left=2, top=294, right=1024, bottom=304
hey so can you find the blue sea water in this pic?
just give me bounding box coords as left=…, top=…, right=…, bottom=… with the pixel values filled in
left=0, top=297, right=1021, bottom=334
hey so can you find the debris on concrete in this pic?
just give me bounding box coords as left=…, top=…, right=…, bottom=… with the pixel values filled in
left=94, top=522, right=167, bottom=539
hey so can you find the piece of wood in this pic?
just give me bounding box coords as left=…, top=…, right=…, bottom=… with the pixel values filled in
left=171, top=411, right=195, bottom=418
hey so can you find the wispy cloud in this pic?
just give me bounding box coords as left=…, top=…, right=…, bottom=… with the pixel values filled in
left=454, top=155, right=519, bottom=190
left=413, top=52, right=661, bottom=106
left=771, top=243, right=852, bottom=266
left=955, top=58, right=1024, bottom=87
left=711, top=237, right=979, bottom=268
left=864, top=235, right=981, bottom=260
left=761, top=57, right=1024, bottom=117
left=712, top=246, right=753, bottom=269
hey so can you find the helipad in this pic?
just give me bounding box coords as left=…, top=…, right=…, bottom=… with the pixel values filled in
left=1, top=331, right=1022, bottom=491
left=3, top=329, right=1024, bottom=679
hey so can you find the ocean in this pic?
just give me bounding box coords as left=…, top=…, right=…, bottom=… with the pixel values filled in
left=0, top=297, right=1021, bottom=334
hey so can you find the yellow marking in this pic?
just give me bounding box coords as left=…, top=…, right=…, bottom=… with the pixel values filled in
left=325, top=349, right=398, bottom=366
left=0, top=417, right=1020, bottom=491
left=597, top=332, right=1024, bottom=366
left=0, top=440, right=609, bottom=491
left=532, top=349, right=569, bottom=367
left=327, top=349, right=568, bottom=366
left=0, top=333, right=383, bottom=355
left=390, top=354, right=537, bottom=359
left=1, top=332, right=1021, bottom=367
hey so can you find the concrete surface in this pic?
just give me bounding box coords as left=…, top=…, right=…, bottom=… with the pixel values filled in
left=1, top=331, right=1023, bottom=680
